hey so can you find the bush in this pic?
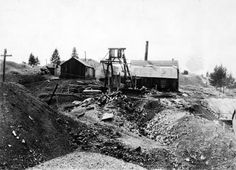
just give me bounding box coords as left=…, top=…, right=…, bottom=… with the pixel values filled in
left=182, top=70, right=189, bottom=75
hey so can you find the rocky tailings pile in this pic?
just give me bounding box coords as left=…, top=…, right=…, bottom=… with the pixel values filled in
left=143, top=99, right=236, bottom=169
left=92, top=92, right=236, bottom=169
left=0, top=82, right=73, bottom=169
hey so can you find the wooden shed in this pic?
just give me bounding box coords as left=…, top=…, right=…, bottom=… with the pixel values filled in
left=46, top=64, right=59, bottom=76
left=60, top=57, right=95, bottom=79
left=130, top=60, right=179, bottom=91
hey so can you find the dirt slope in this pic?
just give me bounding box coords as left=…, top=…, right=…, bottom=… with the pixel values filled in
left=0, top=82, right=73, bottom=169
left=206, top=98, right=236, bottom=119
left=0, top=60, right=30, bottom=74
left=145, top=109, right=236, bottom=169
left=28, top=151, right=145, bottom=170
left=0, top=60, right=45, bottom=83
left=179, top=74, right=207, bottom=87
left=23, top=78, right=236, bottom=169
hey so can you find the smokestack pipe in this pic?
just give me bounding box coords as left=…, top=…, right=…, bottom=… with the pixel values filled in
left=145, top=41, right=149, bottom=61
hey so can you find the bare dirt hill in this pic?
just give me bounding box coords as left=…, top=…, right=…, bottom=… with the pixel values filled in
left=0, top=60, right=45, bottom=84
left=80, top=58, right=100, bottom=68
left=28, top=151, right=145, bottom=170
left=0, top=82, right=74, bottom=169
left=0, top=60, right=30, bottom=73
left=179, top=73, right=208, bottom=87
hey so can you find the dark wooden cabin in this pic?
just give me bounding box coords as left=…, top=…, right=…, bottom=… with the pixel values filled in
left=130, top=60, right=179, bottom=91
left=60, top=57, right=95, bottom=79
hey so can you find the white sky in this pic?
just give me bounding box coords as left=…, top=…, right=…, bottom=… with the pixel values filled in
left=1, top=0, right=236, bottom=75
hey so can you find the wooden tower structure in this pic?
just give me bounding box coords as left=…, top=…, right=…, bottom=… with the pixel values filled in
left=100, top=48, right=133, bottom=90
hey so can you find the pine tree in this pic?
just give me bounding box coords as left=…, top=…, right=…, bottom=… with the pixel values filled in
left=226, top=73, right=235, bottom=88
left=51, top=49, right=61, bottom=67
left=28, top=53, right=36, bottom=66
left=209, top=65, right=227, bottom=88
left=209, top=65, right=236, bottom=92
left=35, top=57, right=40, bottom=66
left=71, top=47, right=78, bottom=58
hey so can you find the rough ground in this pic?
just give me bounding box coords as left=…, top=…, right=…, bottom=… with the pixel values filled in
left=28, top=151, right=145, bottom=170
left=2, top=73, right=236, bottom=169
left=0, top=81, right=170, bottom=169
left=24, top=78, right=236, bottom=169
left=0, top=82, right=74, bottom=169
left=0, top=60, right=45, bottom=84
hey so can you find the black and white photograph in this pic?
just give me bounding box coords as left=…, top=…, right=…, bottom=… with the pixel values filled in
left=1, top=0, right=236, bottom=169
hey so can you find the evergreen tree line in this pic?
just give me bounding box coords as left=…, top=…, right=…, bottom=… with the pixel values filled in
left=28, top=47, right=79, bottom=67
left=28, top=53, right=40, bottom=66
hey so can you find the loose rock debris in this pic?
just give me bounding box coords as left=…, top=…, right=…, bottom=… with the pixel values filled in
left=63, top=86, right=236, bottom=169
left=2, top=80, right=236, bottom=169
left=0, top=82, right=74, bottom=169
left=29, top=151, right=146, bottom=170
left=101, top=112, right=114, bottom=121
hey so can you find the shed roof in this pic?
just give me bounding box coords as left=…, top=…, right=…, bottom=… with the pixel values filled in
left=46, top=63, right=56, bottom=68
left=130, top=65, right=178, bottom=79
left=130, top=60, right=179, bottom=68
left=61, top=57, right=94, bottom=68
left=130, top=60, right=179, bottom=79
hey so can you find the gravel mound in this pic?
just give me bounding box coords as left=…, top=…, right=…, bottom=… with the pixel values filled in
left=0, top=82, right=73, bottom=169
left=28, top=151, right=146, bottom=170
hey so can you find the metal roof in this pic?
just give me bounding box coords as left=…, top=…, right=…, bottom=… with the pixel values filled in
left=130, top=65, right=178, bottom=79
left=130, top=60, right=179, bottom=68
left=130, top=60, right=179, bottom=79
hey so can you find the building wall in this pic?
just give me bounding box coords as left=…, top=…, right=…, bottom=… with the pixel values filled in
left=60, top=58, right=95, bottom=79
left=85, top=67, right=95, bottom=78
left=135, top=77, right=178, bottom=91
left=60, top=58, right=86, bottom=78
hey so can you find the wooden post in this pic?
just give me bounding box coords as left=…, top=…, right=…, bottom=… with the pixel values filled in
left=47, top=84, right=59, bottom=105
left=1, top=49, right=12, bottom=82
left=2, top=50, right=6, bottom=82
left=144, top=41, right=149, bottom=61
left=84, top=51, right=86, bottom=61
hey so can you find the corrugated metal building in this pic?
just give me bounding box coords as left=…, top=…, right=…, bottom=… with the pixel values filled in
left=60, top=57, right=95, bottom=79
left=130, top=60, right=179, bottom=91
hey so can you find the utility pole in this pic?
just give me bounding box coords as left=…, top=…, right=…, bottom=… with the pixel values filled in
left=144, top=41, right=149, bottom=61
left=84, top=51, right=86, bottom=61
left=1, top=49, right=12, bottom=82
